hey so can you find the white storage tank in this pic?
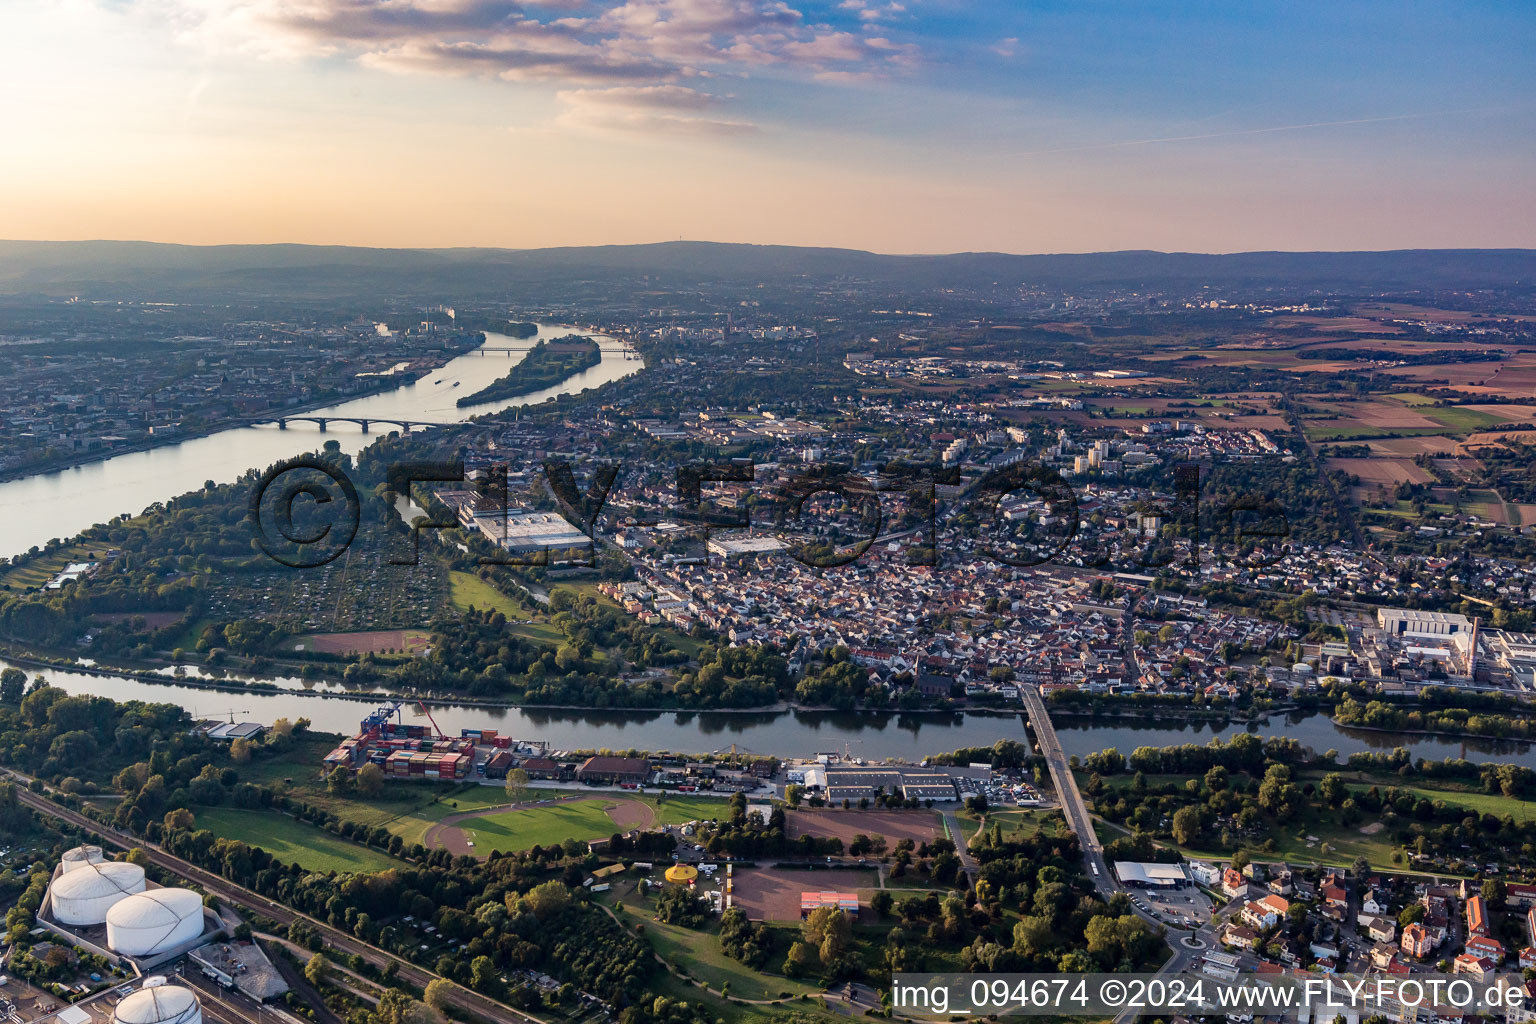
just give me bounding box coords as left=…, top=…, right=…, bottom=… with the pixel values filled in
left=112, top=984, right=202, bottom=1024
left=61, top=845, right=105, bottom=873
left=49, top=862, right=147, bottom=926
left=106, top=889, right=205, bottom=956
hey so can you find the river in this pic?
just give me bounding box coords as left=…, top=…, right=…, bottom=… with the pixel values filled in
left=4, top=654, right=1535, bottom=765
left=0, top=325, right=640, bottom=559
left=6, top=321, right=1536, bottom=766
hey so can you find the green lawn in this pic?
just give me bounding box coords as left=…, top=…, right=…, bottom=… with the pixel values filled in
left=454, top=793, right=729, bottom=854
left=457, top=799, right=632, bottom=853
left=192, top=807, right=401, bottom=874
left=385, top=784, right=561, bottom=847
left=602, top=880, right=822, bottom=1002
left=1343, top=780, right=1536, bottom=824
left=978, top=808, right=1070, bottom=841
left=242, top=735, right=472, bottom=837
left=1083, top=770, right=1400, bottom=869
left=448, top=571, right=538, bottom=620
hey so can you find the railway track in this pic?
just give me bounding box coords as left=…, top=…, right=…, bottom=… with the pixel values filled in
left=6, top=775, right=543, bottom=1024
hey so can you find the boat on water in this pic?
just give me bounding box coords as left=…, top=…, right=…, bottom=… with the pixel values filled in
left=452, top=381, right=461, bottom=387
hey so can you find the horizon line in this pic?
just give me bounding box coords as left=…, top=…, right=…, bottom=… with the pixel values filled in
left=2, top=238, right=1535, bottom=260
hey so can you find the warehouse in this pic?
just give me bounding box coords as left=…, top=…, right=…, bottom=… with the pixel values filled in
left=575, top=755, right=650, bottom=785
left=820, top=767, right=961, bottom=803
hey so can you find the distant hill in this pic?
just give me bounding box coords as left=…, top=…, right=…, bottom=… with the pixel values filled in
left=0, top=239, right=1532, bottom=301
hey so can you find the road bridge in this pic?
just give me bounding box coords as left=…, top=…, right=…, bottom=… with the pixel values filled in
left=249, top=415, right=449, bottom=433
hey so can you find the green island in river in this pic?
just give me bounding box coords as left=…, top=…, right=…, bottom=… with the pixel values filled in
left=457, top=334, right=601, bottom=406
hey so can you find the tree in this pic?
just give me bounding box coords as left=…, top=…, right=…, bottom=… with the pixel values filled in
left=656, top=885, right=710, bottom=928
left=326, top=766, right=353, bottom=795
left=229, top=737, right=253, bottom=763
left=504, top=768, right=531, bottom=803
left=304, top=953, right=329, bottom=988
left=1319, top=772, right=1346, bottom=807
left=785, top=784, right=804, bottom=808
left=423, top=979, right=454, bottom=1014
left=802, top=906, right=850, bottom=964
left=163, top=808, right=195, bottom=831
left=0, top=668, right=24, bottom=705
left=470, top=955, right=497, bottom=993
left=870, top=890, right=894, bottom=917
left=1171, top=805, right=1204, bottom=846
left=355, top=763, right=385, bottom=797
left=522, top=879, right=571, bottom=919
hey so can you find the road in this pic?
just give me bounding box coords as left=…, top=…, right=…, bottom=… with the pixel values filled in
left=1022, top=685, right=1219, bottom=1023
left=6, top=775, right=544, bottom=1024
left=1020, top=684, right=1106, bottom=876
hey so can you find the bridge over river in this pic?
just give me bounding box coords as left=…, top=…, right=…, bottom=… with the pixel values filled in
left=248, top=415, right=451, bottom=432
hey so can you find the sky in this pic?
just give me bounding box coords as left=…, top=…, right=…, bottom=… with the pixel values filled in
left=0, top=0, right=1533, bottom=253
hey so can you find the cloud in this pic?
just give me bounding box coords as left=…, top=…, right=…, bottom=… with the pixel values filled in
left=123, top=0, right=921, bottom=85
left=554, top=83, right=758, bottom=132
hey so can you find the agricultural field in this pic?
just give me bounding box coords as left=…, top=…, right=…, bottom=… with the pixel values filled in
left=1325, top=457, right=1433, bottom=487
left=1301, top=394, right=1512, bottom=441
left=191, top=806, right=402, bottom=874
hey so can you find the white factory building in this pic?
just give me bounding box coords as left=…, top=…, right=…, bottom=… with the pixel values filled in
left=1376, top=608, right=1471, bottom=637
left=440, top=491, right=590, bottom=555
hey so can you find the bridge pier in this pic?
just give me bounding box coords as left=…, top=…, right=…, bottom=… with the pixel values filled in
left=315, top=418, right=327, bottom=432
left=359, top=419, right=370, bottom=433
left=276, top=419, right=287, bottom=430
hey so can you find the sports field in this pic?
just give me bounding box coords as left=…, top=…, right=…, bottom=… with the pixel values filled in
left=443, top=792, right=730, bottom=855
left=193, top=807, right=401, bottom=874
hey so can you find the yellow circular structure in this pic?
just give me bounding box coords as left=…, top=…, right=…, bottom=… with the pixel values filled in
left=664, top=864, right=699, bottom=885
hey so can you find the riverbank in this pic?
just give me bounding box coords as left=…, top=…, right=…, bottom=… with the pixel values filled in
left=0, top=645, right=1034, bottom=719
left=0, top=356, right=468, bottom=486
left=0, top=325, right=644, bottom=559
left=1328, top=715, right=1536, bottom=748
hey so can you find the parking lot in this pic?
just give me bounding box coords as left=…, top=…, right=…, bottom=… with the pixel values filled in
left=1125, top=886, right=1213, bottom=929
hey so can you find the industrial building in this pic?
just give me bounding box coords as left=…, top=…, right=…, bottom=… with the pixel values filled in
left=575, top=755, right=651, bottom=785
left=820, top=767, right=959, bottom=802
left=707, top=535, right=789, bottom=560
left=1114, top=861, right=1191, bottom=889
left=440, top=491, right=590, bottom=555
left=1376, top=608, right=1471, bottom=637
